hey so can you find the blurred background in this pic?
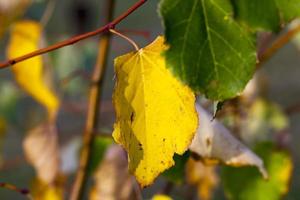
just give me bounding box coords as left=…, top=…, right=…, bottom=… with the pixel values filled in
left=0, top=0, right=300, bottom=199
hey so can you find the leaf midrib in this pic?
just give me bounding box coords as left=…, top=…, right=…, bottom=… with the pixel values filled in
left=201, top=0, right=219, bottom=81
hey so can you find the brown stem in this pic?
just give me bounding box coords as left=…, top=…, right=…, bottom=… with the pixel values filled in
left=40, top=0, right=57, bottom=28
left=0, top=0, right=147, bottom=69
left=68, top=1, right=115, bottom=198
left=69, top=1, right=147, bottom=199
left=59, top=69, right=91, bottom=87
left=258, top=23, right=300, bottom=68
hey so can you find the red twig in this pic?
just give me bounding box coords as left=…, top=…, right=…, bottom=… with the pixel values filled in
left=0, top=0, right=147, bottom=69
left=0, top=182, right=33, bottom=200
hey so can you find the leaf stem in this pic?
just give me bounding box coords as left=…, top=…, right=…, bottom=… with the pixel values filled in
left=0, top=0, right=148, bottom=69
left=110, top=29, right=140, bottom=51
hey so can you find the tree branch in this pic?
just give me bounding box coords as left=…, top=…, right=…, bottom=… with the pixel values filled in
left=0, top=182, right=32, bottom=200
left=0, top=0, right=147, bottom=69
left=68, top=1, right=115, bottom=199
left=68, top=1, right=147, bottom=200
left=258, top=23, right=300, bottom=68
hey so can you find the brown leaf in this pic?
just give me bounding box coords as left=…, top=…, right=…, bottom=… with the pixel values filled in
left=23, top=123, right=60, bottom=184
left=189, top=104, right=268, bottom=178
left=90, top=145, right=140, bottom=200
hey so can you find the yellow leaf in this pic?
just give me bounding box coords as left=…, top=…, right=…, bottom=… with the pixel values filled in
left=31, top=178, right=64, bottom=200
left=42, top=187, right=62, bottom=200
left=186, top=158, right=218, bottom=200
left=112, top=36, right=198, bottom=186
left=6, top=20, right=59, bottom=119
left=152, top=194, right=173, bottom=200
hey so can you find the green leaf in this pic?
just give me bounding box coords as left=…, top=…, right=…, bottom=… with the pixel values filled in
left=162, top=152, right=190, bottom=184
left=277, top=0, right=300, bottom=22
left=221, top=142, right=292, bottom=200
left=231, top=0, right=300, bottom=31
left=88, top=136, right=113, bottom=175
left=160, top=0, right=256, bottom=100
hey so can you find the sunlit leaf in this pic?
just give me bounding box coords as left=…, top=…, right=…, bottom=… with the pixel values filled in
left=23, top=123, right=60, bottom=184
left=189, top=104, right=267, bottom=178
left=221, top=142, right=293, bottom=200
left=112, top=36, right=198, bottom=187
left=152, top=194, right=173, bottom=200
left=7, top=20, right=59, bottom=120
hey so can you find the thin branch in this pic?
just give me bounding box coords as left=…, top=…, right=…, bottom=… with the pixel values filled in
left=258, top=23, right=300, bottom=68
left=68, top=0, right=116, bottom=199
left=0, top=0, right=148, bottom=69
left=60, top=69, right=91, bottom=87
left=40, top=0, right=57, bottom=28
left=0, top=182, right=33, bottom=200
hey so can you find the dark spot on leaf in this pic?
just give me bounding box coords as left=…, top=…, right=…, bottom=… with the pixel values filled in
left=130, top=112, right=135, bottom=123
left=138, top=143, right=143, bottom=151
left=206, top=138, right=211, bottom=147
